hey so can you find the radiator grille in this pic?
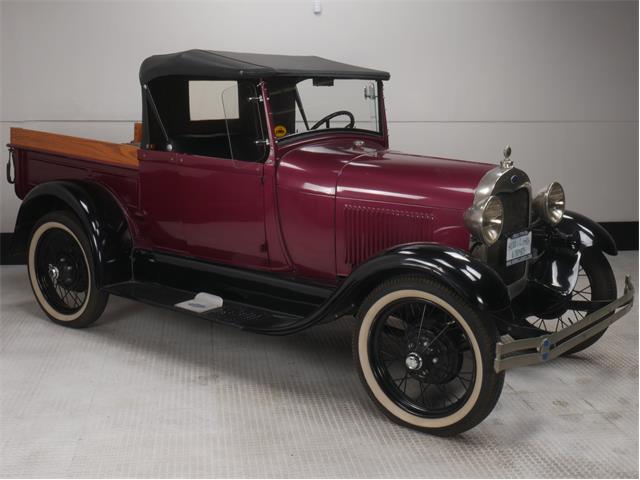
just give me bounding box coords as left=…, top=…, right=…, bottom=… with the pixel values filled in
left=344, top=205, right=433, bottom=266
left=498, top=189, right=530, bottom=236
left=487, top=188, right=530, bottom=284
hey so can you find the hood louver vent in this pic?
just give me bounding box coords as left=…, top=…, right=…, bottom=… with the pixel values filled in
left=344, top=204, right=434, bottom=266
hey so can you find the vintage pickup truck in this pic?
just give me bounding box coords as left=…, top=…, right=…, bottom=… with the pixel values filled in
left=6, top=50, right=634, bottom=435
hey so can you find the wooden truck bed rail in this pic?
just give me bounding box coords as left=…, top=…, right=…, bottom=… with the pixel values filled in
left=9, top=128, right=139, bottom=169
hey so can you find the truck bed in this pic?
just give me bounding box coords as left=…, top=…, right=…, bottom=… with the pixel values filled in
left=10, top=128, right=139, bottom=169
left=9, top=127, right=141, bottom=213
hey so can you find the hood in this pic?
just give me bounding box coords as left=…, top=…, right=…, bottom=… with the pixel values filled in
left=337, top=148, right=494, bottom=211
left=277, top=139, right=494, bottom=211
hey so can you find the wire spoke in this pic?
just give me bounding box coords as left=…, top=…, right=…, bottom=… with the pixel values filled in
left=371, top=296, right=476, bottom=418
left=524, top=259, right=596, bottom=335
left=35, top=227, right=88, bottom=314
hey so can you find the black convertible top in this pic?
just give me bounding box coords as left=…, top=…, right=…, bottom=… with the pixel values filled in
left=139, top=49, right=390, bottom=83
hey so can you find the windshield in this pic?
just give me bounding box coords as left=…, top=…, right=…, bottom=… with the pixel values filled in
left=268, top=78, right=381, bottom=140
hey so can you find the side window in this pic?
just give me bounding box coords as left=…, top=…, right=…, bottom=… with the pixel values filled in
left=148, top=79, right=268, bottom=162
left=188, top=81, right=239, bottom=121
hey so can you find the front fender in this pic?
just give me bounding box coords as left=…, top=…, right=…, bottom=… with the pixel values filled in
left=558, top=210, right=617, bottom=255
left=13, top=181, right=132, bottom=287
left=251, top=243, right=511, bottom=335
left=340, top=243, right=511, bottom=313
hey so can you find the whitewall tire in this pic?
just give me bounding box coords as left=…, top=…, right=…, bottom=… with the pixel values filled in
left=27, top=211, right=108, bottom=328
left=353, top=275, right=504, bottom=436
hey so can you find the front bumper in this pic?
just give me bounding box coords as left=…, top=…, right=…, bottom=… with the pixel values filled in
left=494, top=276, right=635, bottom=372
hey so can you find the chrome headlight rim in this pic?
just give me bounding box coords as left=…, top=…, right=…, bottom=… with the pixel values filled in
left=534, top=181, right=565, bottom=225
left=464, top=195, right=504, bottom=246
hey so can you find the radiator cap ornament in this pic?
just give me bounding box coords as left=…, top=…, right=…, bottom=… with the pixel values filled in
left=501, top=145, right=513, bottom=169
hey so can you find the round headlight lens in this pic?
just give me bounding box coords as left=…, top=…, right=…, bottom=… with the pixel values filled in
left=534, top=182, right=565, bottom=225
left=481, top=196, right=504, bottom=245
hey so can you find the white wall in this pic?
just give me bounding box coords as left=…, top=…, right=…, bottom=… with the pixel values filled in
left=1, top=0, right=637, bottom=232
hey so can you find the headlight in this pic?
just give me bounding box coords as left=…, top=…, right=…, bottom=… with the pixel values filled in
left=464, top=195, right=504, bottom=246
left=533, top=182, right=565, bottom=225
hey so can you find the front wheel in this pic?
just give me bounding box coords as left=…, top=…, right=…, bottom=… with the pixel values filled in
left=353, top=276, right=504, bottom=436
left=27, top=211, right=109, bottom=328
left=519, top=249, right=617, bottom=355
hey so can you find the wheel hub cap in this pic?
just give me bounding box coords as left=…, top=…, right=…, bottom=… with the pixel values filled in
left=48, top=264, right=60, bottom=284
left=405, top=352, right=423, bottom=371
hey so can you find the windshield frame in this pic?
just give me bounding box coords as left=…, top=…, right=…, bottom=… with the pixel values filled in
left=264, top=78, right=387, bottom=145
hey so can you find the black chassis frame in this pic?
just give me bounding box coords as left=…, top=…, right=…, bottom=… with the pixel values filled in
left=12, top=181, right=628, bottom=345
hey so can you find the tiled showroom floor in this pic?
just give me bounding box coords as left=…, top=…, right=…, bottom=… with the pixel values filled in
left=1, top=253, right=637, bottom=478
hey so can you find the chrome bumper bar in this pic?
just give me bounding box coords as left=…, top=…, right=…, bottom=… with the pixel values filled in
left=494, top=276, right=635, bottom=372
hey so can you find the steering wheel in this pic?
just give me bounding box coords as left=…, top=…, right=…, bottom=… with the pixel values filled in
left=310, top=110, right=355, bottom=130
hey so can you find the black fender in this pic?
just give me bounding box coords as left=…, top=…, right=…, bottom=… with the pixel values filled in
left=12, top=181, right=133, bottom=287
left=519, top=210, right=615, bottom=314
left=255, top=243, right=511, bottom=335
left=557, top=210, right=617, bottom=255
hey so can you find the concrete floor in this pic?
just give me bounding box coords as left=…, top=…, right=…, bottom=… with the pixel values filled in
left=0, top=252, right=637, bottom=478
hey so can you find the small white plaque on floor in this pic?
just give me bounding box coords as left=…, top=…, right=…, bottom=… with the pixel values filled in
left=175, top=292, right=223, bottom=313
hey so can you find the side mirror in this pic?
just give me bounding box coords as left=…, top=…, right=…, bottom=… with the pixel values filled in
left=364, top=83, right=377, bottom=100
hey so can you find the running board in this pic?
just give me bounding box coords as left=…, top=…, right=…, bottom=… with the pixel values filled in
left=104, top=281, right=305, bottom=332
left=129, top=249, right=333, bottom=318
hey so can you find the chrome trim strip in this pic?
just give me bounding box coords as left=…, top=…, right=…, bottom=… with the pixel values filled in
left=494, top=276, right=635, bottom=372
left=471, top=165, right=532, bottom=221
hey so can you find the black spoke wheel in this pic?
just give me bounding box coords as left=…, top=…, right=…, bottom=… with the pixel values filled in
left=371, top=298, right=476, bottom=418
left=521, top=249, right=617, bottom=355
left=354, top=276, right=504, bottom=436
left=34, top=228, right=89, bottom=315
left=27, top=211, right=109, bottom=328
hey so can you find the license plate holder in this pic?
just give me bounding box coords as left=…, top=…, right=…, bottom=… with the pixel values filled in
left=506, top=231, right=532, bottom=266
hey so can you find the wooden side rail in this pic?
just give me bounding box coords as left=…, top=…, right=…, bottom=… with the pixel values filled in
left=133, top=122, right=143, bottom=144
left=9, top=128, right=140, bottom=169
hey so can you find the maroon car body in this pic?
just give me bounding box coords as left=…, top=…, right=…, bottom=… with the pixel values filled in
left=11, top=91, right=492, bottom=284
left=7, top=50, right=633, bottom=435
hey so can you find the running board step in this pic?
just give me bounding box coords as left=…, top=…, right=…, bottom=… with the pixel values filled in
left=103, top=281, right=304, bottom=331
left=131, top=250, right=333, bottom=317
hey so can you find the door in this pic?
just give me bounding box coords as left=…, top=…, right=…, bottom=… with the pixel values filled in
left=179, top=155, right=267, bottom=267
left=176, top=80, right=269, bottom=267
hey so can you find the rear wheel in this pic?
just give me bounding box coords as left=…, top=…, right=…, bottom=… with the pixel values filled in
left=27, top=211, right=108, bottom=328
left=353, top=276, right=504, bottom=436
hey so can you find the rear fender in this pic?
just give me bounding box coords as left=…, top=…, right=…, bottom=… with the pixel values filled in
left=13, top=181, right=133, bottom=287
